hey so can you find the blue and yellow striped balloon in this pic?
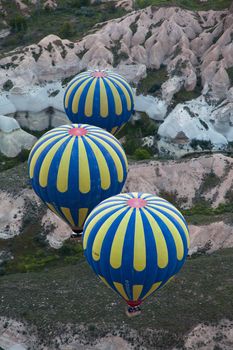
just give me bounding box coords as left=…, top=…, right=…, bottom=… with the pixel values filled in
left=83, top=192, right=190, bottom=308
left=64, top=69, right=134, bottom=134
left=28, top=124, right=128, bottom=231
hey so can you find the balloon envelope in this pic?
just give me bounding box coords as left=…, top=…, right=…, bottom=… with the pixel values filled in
left=28, top=124, right=128, bottom=231
left=83, top=192, right=190, bottom=307
left=64, top=69, right=134, bottom=134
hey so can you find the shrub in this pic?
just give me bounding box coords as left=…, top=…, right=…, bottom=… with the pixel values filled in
left=60, top=22, right=74, bottom=38
left=3, top=79, right=13, bottom=91
left=134, top=147, right=152, bottom=160
left=227, top=67, right=233, bottom=85
left=9, top=15, right=27, bottom=32
left=190, top=139, right=213, bottom=151
left=123, top=138, right=142, bottom=155
left=70, top=0, right=90, bottom=7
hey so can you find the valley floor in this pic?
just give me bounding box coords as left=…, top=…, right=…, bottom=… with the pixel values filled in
left=0, top=248, right=233, bottom=349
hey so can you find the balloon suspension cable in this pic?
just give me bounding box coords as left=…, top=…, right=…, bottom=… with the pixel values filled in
left=125, top=300, right=142, bottom=318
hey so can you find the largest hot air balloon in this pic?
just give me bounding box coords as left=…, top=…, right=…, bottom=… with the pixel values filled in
left=28, top=124, right=128, bottom=233
left=83, top=192, right=190, bottom=316
left=64, top=69, right=134, bottom=135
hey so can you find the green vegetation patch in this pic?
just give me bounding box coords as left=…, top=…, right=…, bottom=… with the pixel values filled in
left=182, top=202, right=233, bottom=225
left=173, top=88, right=201, bottom=105
left=2, top=79, right=13, bottom=91
left=0, top=218, right=83, bottom=275
left=135, top=0, right=232, bottom=11
left=227, top=67, right=233, bottom=85
left=0, top=1, right=126, bottom=53
left=0, top=150, right=30, bottom=173
left=137, top=67, right=168, bottom=96
left=117, top=112, right=158, bottom=159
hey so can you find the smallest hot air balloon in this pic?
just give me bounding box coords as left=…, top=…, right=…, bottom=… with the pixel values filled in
left=63, top=69, right=134, bottom=135
left=83, top=193, right=190, bottom=316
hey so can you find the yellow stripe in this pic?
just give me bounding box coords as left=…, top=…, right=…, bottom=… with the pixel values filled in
left=86, top=138, right=110, bottom=190
left=89, top=132, right=128, bottom=169
left=109, top=73, right=132, bottom=91
left=133, top=285, right=143, bottom=301
left=84, top=78, right=97, bottom=117
left=60, top=207, right=75, bottom=226
left=89, top=201, right=125, bottom=218
left=143, top=209, right=168, bottom=269
left=39, top=136, right=69, bottom=187
left=109, top=72, right=128, bottom=81
left=29, top=134, right=67, bottom=179
left=113, top=282, right=129, bottom=300
left=130, top=192, right=139, bottom=198
left=99, top=78, right=108, bottom=117
left=46, top=203, right=63, bottom=220
left=142, top=282, right=162, bottom=300
left=163, top=276, right=174, bottom=287
left=78, top=208, right=89, bottom=227
left=110, top=208, right=133, bottom=269
left=151, top=204, right=190, bottom=248
left=105, top=78, right=122, bottom=115
left=29, top=131, right=66, bottom=165
left=78, top=137, right=91, bottom=193
left=99, top=275, right=111, bottom=289
left=115, top=193, right=132, bottom=200
left=111, top=126, right=118, bottom=135
left=140, top=193, right=157, bottom=200
left=65, top=75, right=90, bottom=108
left=88, top=135, right=124, bottom=182
left=92, top=207, right=128, bottom=261
left=72, top=77, right=92, bottom=114
left=147, top=207, right=184, bottom=261
left=83, top=204, right=125, bottom=250
left=108, top=77, right=132, bottom=111
left=134, top=210, right=146, bottom=272
left=36, top=130, right=69, bottom=144
left=56, top=137, right=75, bottom=192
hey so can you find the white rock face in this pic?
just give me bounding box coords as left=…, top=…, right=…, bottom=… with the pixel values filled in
left=0, top=115, right=19, bottom=133
left=142, top=135, right=155, bottom=148
left=42, top=210, right=71, bottom=248
left=0, top=116, right=37, bottom=157
left=0, top=192, right=25, bottom=239
left=183, top=320, right=233, bottom=350
left=0, top=96, right=16, bottom=115
left=134, top=94, right=167, bottom=121
left=0, top=317, right=37, bottom=350
left=158, top=98, right=228, bottom=157
left=211, top=101, right=233, bottom=142
left=0, top=190, right=41, bottom=239
left=0, top=82, right=69, bottom=131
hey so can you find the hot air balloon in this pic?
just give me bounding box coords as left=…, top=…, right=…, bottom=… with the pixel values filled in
left=28, top=124, right=128, bottom=235
left=83, top=192, right=190, bottom=316
left=63, top=69, right=134, bottom=134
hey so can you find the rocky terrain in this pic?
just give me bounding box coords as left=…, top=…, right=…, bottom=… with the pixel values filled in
left=0, top=152, right=233, bottom=266
left=0, top=1, right=233, bottom=349
left=0, top=3, right=233, bottom=157
left=0, top=153, right=232, bottom=350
